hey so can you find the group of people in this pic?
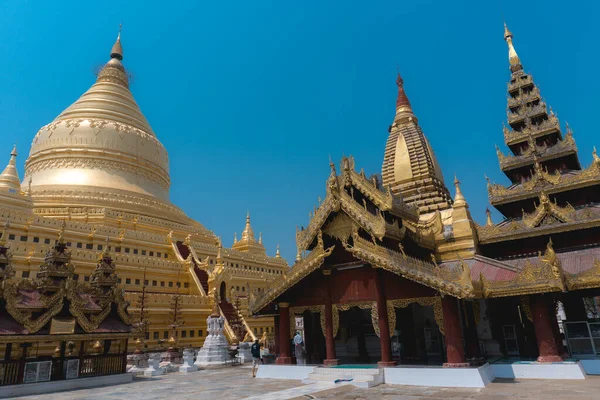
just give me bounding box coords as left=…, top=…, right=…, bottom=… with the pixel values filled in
left=250, top=331, right=306, bottom=377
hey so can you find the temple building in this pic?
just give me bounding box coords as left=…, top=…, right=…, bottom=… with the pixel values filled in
left=250, top=24, right=600, bottom=367
left=0, top=31, right=288, bottom=359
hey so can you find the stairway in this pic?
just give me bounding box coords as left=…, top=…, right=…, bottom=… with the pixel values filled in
left=219, top=300, right=247, bottom=341
left=303, top=367, right=384, bottom=388
left=175, top=241, right=209, bottom=293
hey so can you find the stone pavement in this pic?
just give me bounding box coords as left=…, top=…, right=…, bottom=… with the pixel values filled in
left=9, top=365, right=600, bottom=400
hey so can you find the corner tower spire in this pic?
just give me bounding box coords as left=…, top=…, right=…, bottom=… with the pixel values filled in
left=0, top=146, right=21, bottom=192
left=381, top=72, right=452, bottom=215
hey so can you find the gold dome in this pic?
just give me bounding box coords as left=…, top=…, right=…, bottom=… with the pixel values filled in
left=21, top=32, right=196, bottom=225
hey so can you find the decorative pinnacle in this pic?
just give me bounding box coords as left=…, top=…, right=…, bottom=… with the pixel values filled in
left=275, top=244, right=281, bottom=258
left=57, top=219, right=66, bottom=243
left=395, top=72, right=412, bottom=111
left=503, top=22, right=513, bottom=40
left=485, top=208, right=493, bottom=226
left=0, top=220, right=9, bottom=246
left=453, top=173, right=466, bottom=206
left=503, top=23, right=521, bottom=70
left=593, top=146, right=599, bottom=163
left=110, top=23, right=123, bottom=60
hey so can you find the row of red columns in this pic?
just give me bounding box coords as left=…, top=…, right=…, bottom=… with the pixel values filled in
left=275, top=278, right=563, bottom=365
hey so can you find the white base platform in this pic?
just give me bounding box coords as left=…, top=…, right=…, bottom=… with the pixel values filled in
left=256, top=365, right=316, bottom=380
left=257, top=364, right=494, bottom=388
left=491, top=361, right=586, bottom=380
left=304, top=367, right=384, bottom=388
left=579, top=359, right=600, bottom=375
left=384, top=364, right=494, bottom=388
left=0, top=373, right=132, bottom=398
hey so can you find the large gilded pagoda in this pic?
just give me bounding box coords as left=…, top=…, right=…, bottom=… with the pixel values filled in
left=0, top=30, right=288, bottom=363
left=250, top=23, right=600, bottom=369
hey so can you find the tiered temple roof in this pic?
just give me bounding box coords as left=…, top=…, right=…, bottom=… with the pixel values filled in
left=479, top=24, right=600, bottom=248
left=0, top=223, right=132, bottom=338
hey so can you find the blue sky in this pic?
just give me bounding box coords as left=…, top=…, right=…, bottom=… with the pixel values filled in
left=1, top=0, right=599, bottom=262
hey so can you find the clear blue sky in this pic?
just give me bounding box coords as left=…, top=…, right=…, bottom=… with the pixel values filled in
left=1, top=1, right=599, bottom=262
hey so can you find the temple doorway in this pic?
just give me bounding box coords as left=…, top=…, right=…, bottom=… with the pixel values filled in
left=220, top=281, right=227, bottom=301
left=335, top=307, right=381, bottom=364
left=392, top=303, right=444, bottom=365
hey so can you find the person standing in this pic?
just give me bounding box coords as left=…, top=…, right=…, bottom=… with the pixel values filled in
left=293, top=331, right=305, bottom=365
left=251, top=339, right=261, bottom=377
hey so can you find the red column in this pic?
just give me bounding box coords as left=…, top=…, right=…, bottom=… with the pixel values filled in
left=375, top=269, right=396, bottom=366
left=531, top=295, right=563, bottom=362
left=323, top=270, right=339, bottom=366
left=276, top=302, right=292, bottom=364
left=442, top=296, right=468, bottom=367
left=463, top=301, right=482, bottom=362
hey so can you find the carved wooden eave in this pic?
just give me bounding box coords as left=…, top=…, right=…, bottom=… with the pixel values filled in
left=504, top=115, right=561, bottom=146
left=565, top=260, right=600, bottom=291
left=341, top=231, right=474, bottom=299
left=489, top=158, right=600, bottom=206
left=480, top=240, right=565, bottom=298
left=296, top=156, right=419, bottom=253
left=249, top=236, right=334, bottom=314
left=477, top=195, right=600, bottom=244
left=498, top=132, right=577, bottom=172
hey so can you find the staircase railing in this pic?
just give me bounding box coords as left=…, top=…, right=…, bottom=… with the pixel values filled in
left=170, top=241, right=206, bottom=296
left=218, top=306, right=238, bottom=343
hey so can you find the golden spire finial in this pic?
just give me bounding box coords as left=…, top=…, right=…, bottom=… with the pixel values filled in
left=453, top=173, right=466, bottom=207
left=110, top=23, right=123, bottom=61
left=258, top=232, right=262, bottom=244
left=295, top=247, right=302, bottom=262
left=275, top=244, right=281, bottom=258
left=216, top=237, right=223, bottom=264
left=0, top=219, right=9, bottom=246
left=0, top=145, right=21, bottom=192
left=240, top=211, right=255, bottom=242
left=503, top=23, right=521, bottom=71
left=485, top=208, right=493, bottom=226
left=233, top=232, right=237, bottom=244
left=57, top=219, right=66, bottom=243
left=593, top=146, right=599, bottom=163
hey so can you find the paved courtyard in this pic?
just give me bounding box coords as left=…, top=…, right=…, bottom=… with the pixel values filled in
left=10, top=366, right=600, bottom=400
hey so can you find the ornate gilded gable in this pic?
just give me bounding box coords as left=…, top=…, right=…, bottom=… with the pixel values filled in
left=480, top=239, right=565, bottom=298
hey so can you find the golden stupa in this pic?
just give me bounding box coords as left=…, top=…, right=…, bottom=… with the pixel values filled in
left=0, top=31, right=288, bottom=352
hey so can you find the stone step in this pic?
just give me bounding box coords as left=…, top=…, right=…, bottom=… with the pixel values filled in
left=307, top=374, right=378, bottom=382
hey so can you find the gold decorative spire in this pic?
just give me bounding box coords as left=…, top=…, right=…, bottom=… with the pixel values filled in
left=593, top=146, right=599, bottom=163
left=110, top=24, right=123, bottom=61
left=275, top=244, right=281, bottom=258
left=453, top=174, right=466, bottom=207
left=216, top=238, right=223, bottom=264
left=0, top=145, right=21, bottom=192
left=258, top=232, right=262, bottom=245
left=231, top=212, right=266, bottom=254
left=57, top=220, right=66, bottom=243
left=242, top=211, right=254, bottom=241
left=485, top=208, right=493, bottom=226
left=503, top=23, right=522, bottom=71
left=395, top=72, right=414, bottom=119
left=295, top=247, right=302, bottom=262
left=233, top=232, right=237, bottom=244
left=0, top=220, right=9, bottom=246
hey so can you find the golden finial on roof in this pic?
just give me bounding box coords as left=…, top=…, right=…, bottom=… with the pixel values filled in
left=503, top=23, right=521, bottom=71
left=485, top=208, right=493, bottom=226
left=0, top=220, right=9, bottom=246
left=258, top=232, right=262, bottom=244
left=110, top=23, right=123, bottom=60
left=593, top=146, right=599, bottom=163
left=57, top=219, right=66, bottom=243
left=233, top=232, right=237, bottom=244
left=0, top=145, right=21, bottom=192
left=453, top=173, right=466, bottom=207
left=275, top=244, right=281, bottom=258
left=216, top=237, right=223, bottom=264
left=295, top=247, right=302, bottom=262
